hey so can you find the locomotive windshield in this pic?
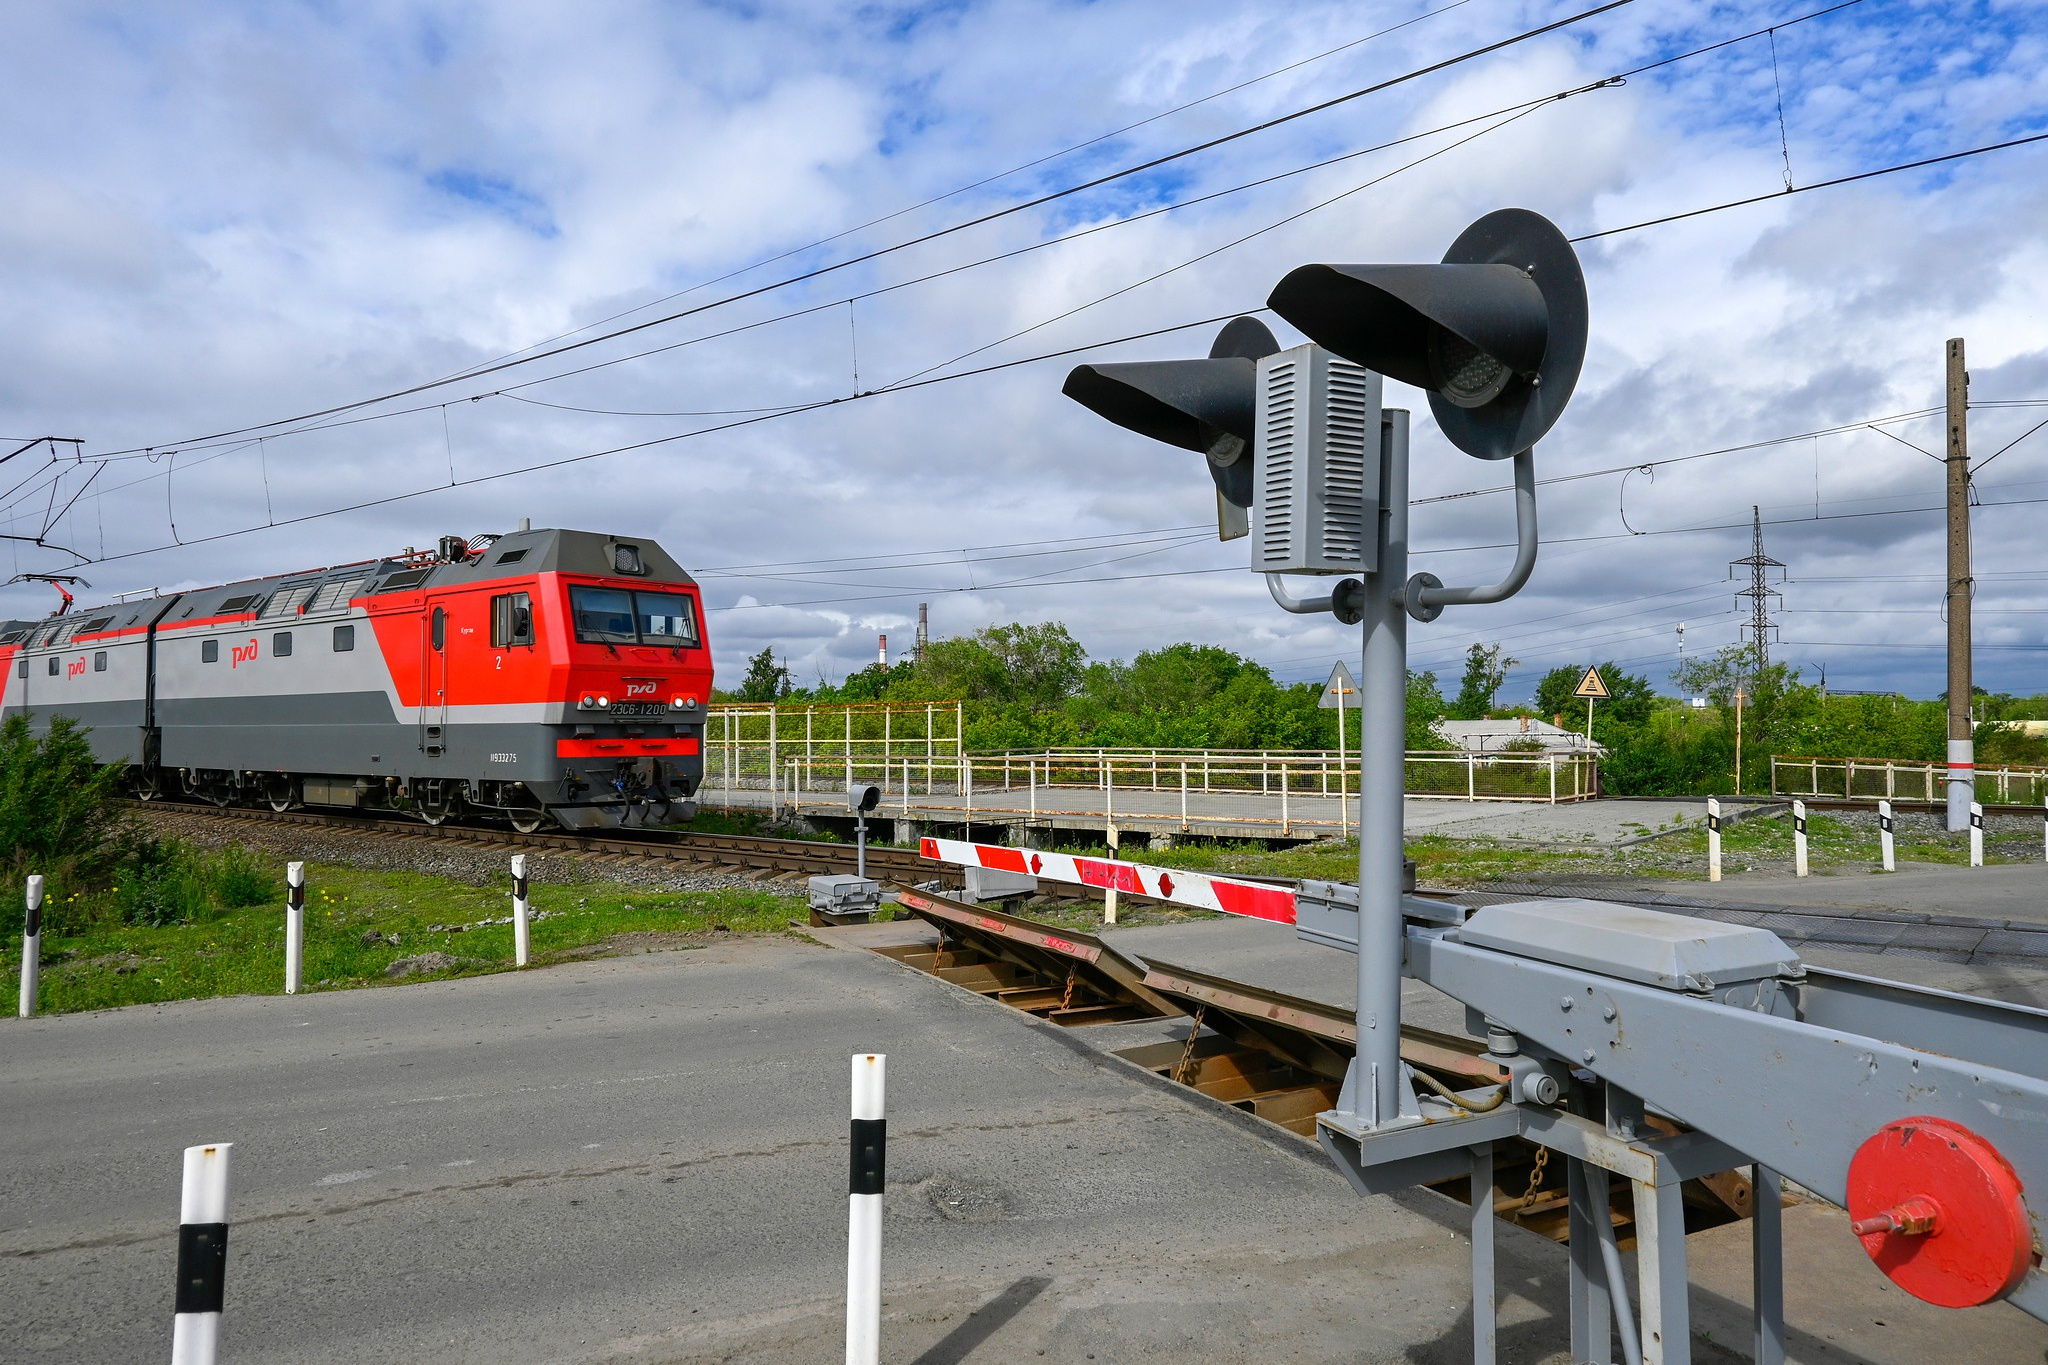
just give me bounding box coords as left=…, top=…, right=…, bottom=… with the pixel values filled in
left=571, top=586, right=636, bottom=643
left=571, top=585, right=700, bottom=647
left=635, top=592, right=699, bottom=647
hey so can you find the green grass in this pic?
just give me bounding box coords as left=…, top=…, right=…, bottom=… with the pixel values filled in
left=3, top=864, right=806, bottom=1017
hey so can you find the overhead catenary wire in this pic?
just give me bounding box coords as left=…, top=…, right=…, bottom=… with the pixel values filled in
left=89, top=0, right=1641, bottom=458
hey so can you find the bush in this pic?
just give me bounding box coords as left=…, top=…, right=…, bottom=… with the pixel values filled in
left=208, top=843, right=277, bottom=908
left=0, top=714, right=130, bottom=892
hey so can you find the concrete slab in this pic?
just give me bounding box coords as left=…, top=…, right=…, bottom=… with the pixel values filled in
left=1606, top=860, right=2048, bottom=927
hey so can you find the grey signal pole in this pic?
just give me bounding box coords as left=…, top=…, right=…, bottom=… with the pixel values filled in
left=1946, top=338, right=1973, bottom=832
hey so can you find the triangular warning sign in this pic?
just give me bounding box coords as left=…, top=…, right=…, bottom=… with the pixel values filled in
left=1573, top=666, right=1610, bottom=700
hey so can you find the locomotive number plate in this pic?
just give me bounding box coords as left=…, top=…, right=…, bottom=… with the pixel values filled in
left=606, top=702, right=666, bottom=718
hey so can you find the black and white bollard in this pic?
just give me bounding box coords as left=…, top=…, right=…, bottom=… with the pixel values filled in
left=171, top=1141, right=232, bottom=1365
left=846, top=1053, right=885, bottom=1365
left=511, top=854, right=530, bottom=967
left=1706, top=798, right=1723, bottom=883
left=1792, top=800, right=1809, bottom=878
left=284, top=862, right=305, bottom=995
left=1971, top=801, right=1985, bottom=867
left=19, top=873, right=42, bottom=1019
left=1878, top=799, right=1896, bottom=872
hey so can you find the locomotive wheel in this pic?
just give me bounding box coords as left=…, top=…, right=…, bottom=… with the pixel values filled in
left=508, top=808, right=547, bottom=834
left=418, top=805, right=450, bottom=827
left=268, top=794, right=295, bottom=813
left=133, top=769, right=161, bottom=801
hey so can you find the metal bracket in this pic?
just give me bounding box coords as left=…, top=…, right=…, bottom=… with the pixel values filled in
left=1398, top=446, right=1539, bottom=621
left=1265, top=573, right=1366, bottom=624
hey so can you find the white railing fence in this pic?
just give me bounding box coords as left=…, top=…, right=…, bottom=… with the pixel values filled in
left=718, top=745, right=1597, bottom=834
left=1771, top=755, right=2048, bottom=806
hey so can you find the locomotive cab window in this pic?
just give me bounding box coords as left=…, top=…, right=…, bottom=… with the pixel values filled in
left=333, top=624, right=355, bottom=652
left=202, top=640, right=219, bottom=664
left=491, top=592, right=535, bottom=647
left=635, top=592, right=699, bottom=648
left=431, top=607, right=446, bottom=651
left=570, top=586, right=636, bottom=644
left=274, top=632, right=293, bottom=657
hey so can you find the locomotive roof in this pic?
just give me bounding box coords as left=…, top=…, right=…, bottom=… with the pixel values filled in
left=0, top=528, right=694, bottom=645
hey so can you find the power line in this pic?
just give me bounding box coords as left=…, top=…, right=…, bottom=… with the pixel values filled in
left=1570, top=129, right=2048, bottom=242
left=96, top=0, right=1638, bottom=459
left=441, top=0, right=1482, bottom=380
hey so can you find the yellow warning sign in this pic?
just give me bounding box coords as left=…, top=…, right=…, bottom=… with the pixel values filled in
left=1573, top=666, right=1610, bottom=700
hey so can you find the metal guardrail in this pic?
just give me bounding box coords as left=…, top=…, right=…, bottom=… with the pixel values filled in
left=1771, top=755, right=2048, bottom=806
left=714, top=745, right=1597, bottom=837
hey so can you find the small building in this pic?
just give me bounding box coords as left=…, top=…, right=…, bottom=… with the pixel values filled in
left=1433, top=717, right=1603, bottom=756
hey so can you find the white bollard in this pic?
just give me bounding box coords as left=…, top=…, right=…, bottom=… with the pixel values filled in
left=1707, top=798, right=1723, bottom=883
left=19, top=874, right=43, bottom=1018
left=1971, top=802, right=1985, bottom=868
left=846, top=1054, right=885, bottom=1365
left=1103, top=825, right=1120, bottom=925
left=171, top=1142, right=233, bottom=1365
left=511, top=855, right=531, bottom=967
left=1792, top=800, right=1809, bottom=878
left=1879, top=799, right=1896, bottom=872
left=283, top=863, right=305, bottom=995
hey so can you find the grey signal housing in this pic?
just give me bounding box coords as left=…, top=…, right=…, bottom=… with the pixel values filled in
left=1061, top=317, right=1281, bottom=536
left=849, top=783, right=881, bottom=813
left=1266, top=208, right=1587, bottom=460
left=1252, top=346, right=1382, bottom=576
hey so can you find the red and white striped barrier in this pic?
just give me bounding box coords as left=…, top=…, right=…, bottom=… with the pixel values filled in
left=917, top=836, right=1297, bottom=926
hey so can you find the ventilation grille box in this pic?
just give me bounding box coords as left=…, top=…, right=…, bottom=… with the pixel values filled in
left=1251, top=344, right=1381, bottom=575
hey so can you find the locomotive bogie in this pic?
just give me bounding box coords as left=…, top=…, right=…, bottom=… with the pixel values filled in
left=0, top=528, right=713, bottom=831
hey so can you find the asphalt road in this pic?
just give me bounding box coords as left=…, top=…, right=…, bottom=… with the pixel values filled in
left=3, top=936, right=1507, bottom=1364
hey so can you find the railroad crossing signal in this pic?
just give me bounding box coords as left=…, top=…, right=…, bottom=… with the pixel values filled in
left=1265, top=208, right=1589, bottom=461
left=1572, top=666, right=1609, bottom=700
left=1061, top=316, right=1280, bottom=540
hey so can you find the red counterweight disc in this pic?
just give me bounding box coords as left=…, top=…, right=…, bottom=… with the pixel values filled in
left=1846, top=1117, right=2036, bottom=1308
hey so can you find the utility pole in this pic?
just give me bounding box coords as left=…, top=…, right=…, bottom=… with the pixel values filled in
left=1731, top=506, right=1784, bottom=667
left=915, top=603, right=928, bottom=666
left=1946, top=337, right=1974, bottom=831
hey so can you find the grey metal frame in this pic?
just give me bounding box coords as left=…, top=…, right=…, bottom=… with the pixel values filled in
left=1265, top=381, right=2048, bottom=1365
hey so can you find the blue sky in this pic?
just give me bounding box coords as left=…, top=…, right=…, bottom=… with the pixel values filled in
left=1, top=0, right=2045, bottom=702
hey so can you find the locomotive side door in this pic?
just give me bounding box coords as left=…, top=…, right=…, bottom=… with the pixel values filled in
left=420, top=603, right=449, bottom=756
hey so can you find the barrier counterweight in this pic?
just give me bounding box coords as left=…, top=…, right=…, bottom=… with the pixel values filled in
left=846, top=1054, right=885, bottom=1365
left=171, top=1142, right=232, bottom=1365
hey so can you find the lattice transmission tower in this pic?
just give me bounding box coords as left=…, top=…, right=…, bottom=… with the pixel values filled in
left=1729, top=505, right=1785, bottom=665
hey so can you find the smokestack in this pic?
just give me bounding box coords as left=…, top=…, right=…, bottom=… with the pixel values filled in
left=878, top=634, right=888, bottom=668
left=916, top=603, right=928, bottom=665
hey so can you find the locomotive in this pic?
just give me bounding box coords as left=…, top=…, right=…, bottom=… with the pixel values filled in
left=0, top=526, right=713, bottom=830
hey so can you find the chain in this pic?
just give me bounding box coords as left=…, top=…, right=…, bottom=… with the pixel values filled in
left=1172, top=1006, right=1208, bottom=1086
left=1058, top=963, right=1079, bottom=1011
left=1515, top=1145, right=1551, bottom=1218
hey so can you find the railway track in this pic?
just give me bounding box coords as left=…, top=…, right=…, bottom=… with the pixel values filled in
left=129, top=798, right=950, bottom=886
left=871, top=887, right=1758, bottom=1248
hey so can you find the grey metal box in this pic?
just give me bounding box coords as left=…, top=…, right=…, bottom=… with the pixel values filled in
left=808, top=874, right=881, bottom=915
left=960, top=866, right=1038, bottom=903
left=1459, top=900, right=1801, bottom=993
left=1252, top=345, right=1381, bottom=576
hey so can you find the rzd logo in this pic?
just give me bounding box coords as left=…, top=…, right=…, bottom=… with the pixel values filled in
left=624, top=680, right=658, bottom=697
left=66, top=657, right=87, bottom=678
left=231, top=638, right=260, bottom=668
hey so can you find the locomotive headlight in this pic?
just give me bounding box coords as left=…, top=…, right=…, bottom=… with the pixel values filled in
left=579, top=694, right=597, bottom=710
left=671, top=696, right=686, bottom=710
left=596, top=694, right=610, bottom=709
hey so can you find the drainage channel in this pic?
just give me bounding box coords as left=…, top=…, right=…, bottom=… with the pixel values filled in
left=880, top=887, right=1757, bottom=1248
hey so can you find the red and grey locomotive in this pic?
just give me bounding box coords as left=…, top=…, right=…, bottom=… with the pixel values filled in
left=0, top=526, right=713, bottom=830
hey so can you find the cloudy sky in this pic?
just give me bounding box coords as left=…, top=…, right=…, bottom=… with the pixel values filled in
left=2, top=0, right=2044, bottom=703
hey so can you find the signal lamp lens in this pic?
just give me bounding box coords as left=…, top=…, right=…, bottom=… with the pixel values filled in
left=580, top=694, right=596, bottom=709
left=596, top=694, right=610, bottom=708
left=1427, top=324, right=1513, bottom=409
